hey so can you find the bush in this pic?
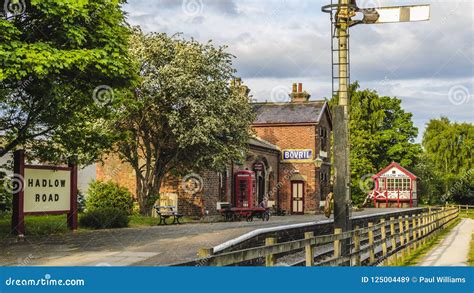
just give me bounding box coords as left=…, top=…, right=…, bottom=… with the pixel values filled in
left=0, top=176, right=12, bottom=213
left=86, top=181, right=133, bottom=215
left=79, top=208, right=129, bottom=229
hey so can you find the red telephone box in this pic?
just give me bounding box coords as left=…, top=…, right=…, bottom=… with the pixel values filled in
left=234, top=170, right=256, bottom=208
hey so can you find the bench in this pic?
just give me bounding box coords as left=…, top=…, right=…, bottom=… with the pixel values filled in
left=154, top=205, right=184, bottom=225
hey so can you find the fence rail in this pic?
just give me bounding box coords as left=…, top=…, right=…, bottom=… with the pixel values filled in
left=196, top=206, right=459, bottom=266
left=457, top=205, right=474, bottom=212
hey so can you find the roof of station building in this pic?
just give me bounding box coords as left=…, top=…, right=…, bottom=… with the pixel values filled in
left=251, top=100, right=330, bottom=125
left=248, top=137, right=280, bottom=152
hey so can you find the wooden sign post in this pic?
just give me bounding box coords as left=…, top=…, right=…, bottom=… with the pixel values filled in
left=11, top=150, right=78, bottom=235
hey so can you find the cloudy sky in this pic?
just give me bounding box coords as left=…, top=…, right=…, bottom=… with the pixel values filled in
left=123, top=0, right=473, bottom=141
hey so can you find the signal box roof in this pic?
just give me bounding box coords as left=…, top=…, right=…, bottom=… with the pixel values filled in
left=372, top=162, right=417, bottom=180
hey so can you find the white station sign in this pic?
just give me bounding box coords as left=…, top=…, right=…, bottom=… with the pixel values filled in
left=23, top=168, right=71, bottom=213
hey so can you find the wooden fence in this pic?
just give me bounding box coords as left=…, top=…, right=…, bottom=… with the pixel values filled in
left=196, top=206, right=459, bottom=266
left=457, top=205, right=474, bottom=213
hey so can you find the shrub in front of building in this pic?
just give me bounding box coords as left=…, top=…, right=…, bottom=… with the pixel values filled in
left=79, top=208, right=129, bottom=229
left=0, top=175, right=12, bottom=213
left=86, top=181, right=134, bottom=215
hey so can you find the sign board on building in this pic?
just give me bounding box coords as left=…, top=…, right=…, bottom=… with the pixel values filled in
left=379, top=167, right=409, bottom=178
left=282, top=149, right=314, bottom=162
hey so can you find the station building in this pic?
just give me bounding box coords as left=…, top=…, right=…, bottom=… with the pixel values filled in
left=96, top=83, right=332, bottom=216
left=252, top=83, right=332, bottom=214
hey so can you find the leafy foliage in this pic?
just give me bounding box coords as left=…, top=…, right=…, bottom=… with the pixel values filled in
left=0, top=181, right=12, bottom=212
left=330, top=83, right=421, bottom=204
left=420, top=118, right=473, bottom=204
left=86, top=180, right=133, bottom=215
left=79, top=207, right=129, bottom=229
left=0, top=0, right=135, bottom=164
left=113, top=29, right=255, bottom=214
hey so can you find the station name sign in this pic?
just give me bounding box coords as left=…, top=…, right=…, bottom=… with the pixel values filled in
left=23, top=168, right=71, bottom=213
left=282, top=149, right=313, bottom=162
left=11, top=150, right=78, bottom=235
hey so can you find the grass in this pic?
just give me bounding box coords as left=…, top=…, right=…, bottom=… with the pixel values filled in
left=460, top=209, right=474, bottom=220
left=0, top=213, right=70, bottom=238
left=468, top=234, right=474, bottom=266
left=0, top=212, right=202, bottom=238
left=392, top=217, right=461, bottom=266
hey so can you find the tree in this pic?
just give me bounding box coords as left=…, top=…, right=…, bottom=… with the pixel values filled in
left=330, top=83, right=422, bottom=204
left=0, top=0, right=135, bottom=164
left=421, top=118, right=473, bottom=204
left=114, top=30, right=255, bottom=214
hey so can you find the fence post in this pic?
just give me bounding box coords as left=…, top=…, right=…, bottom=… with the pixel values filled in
left=436, top=209, right=441, bottom=231
left=197, top=248, right=214, bottom=266
left=353, top=226, right=361, bottom=266
left=417, top=214, right=422, bottom=246
left=305, top=232, right=314, bottom=267
left=424, top=211, right=429, bottom=240
left=411, top=215, right=417, bottom=250
left=380, top=219, right=388, bottom=265
left=368, top=222, right=375, bottom=265
left=398, top=216, right=405, bottom=262
left=265, top=237, right=276, bottom=267
left=390, top=217, right=396, bottom=265
left=405, top=215, right=411, bottom=255
left=198, top=248, right=213, bottom=258
left=430, top=211, right=434, bottom=236
left=428, top=207, right=433, bottom=235
left=334, top=228, right=342, bottom=263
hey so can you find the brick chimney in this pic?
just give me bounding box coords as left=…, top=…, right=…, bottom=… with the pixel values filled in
left=290, top=83, right=311, bottom=103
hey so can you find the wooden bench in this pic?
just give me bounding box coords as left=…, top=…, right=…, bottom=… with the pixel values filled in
left=154, top=205, right=183, bottom=225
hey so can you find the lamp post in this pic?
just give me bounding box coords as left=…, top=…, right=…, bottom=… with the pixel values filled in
left=314, top=156, right=324, bottom=213
left=322, top=0, right=430, bottom=261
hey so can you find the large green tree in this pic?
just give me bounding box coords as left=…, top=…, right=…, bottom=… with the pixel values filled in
left=330, top=83, right=421, bottom=204
left=421, top=118, right=473, bottom=204
left=113, top=30, right=255, bottom=214
left=0, top=0, right=135, bottom=164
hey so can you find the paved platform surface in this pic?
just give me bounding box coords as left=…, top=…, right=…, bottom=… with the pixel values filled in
left=418, top=218, right=474, bottom=266
left=0, top=208, right=411, bottom=266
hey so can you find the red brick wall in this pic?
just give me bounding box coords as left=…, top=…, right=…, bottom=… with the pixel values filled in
left=253, top=125, right=316, bottom=151
left=253, top=124, right=320, bottom=214
left=96, top=148, right=279, bottom=217
left=96, top=155, right=137, bottom=197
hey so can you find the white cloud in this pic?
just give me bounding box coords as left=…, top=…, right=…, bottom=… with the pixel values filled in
left=124, top=0, right=474, bottom=140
